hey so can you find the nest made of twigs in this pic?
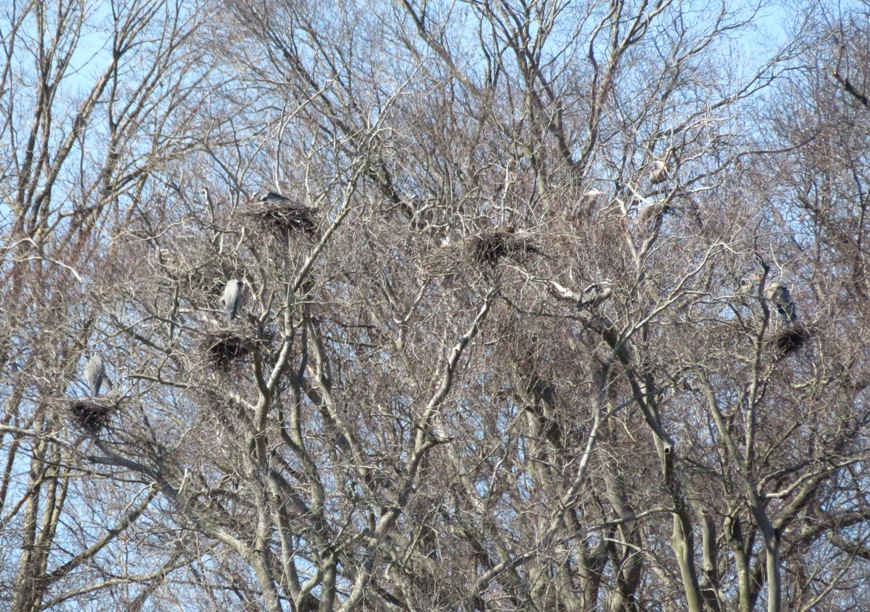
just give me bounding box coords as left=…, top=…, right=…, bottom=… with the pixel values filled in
left=70, top=398, right=119, bottom=433
left=243, top=200, right=319, bottom=236
left=419, top=243, right=466, bottom=280
left=157, top=251, right=245, bottom=301
left=773, top=325, right=810, bottom=356
left=467, top=229, right=541, bottom=266
left=202, top=330, right=270, bottom=369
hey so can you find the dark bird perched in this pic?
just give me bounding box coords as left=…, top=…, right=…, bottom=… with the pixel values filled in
left=221, top=279, right=242, bottom=321
left=84, top=354, right=107, bottom=397
left=766, top=281, right=797, bottom=323
left=578, top=280, right=616, bottom=309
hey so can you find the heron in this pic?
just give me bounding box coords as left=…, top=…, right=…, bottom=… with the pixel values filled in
left=579, top=280, right=617, bottom=309
left=221, top=279, right=242, bottom=321
left=650, top=159, right=669, bottom=184
left=84, top=353, right=107, bottom=397
left=580, top=189, right=605, bottom=210
left=765, top=281, right=797, bottom=323
left=249, top=191, right=291, bottom=205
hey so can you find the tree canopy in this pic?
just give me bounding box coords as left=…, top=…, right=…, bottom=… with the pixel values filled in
left=2, top=0, right=870, bottom=610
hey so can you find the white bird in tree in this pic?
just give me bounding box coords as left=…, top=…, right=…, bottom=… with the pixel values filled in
left=579, top=189, right=605, bottom=212
left=221, top=279, right=242, bottom=321
left=649, top=147, right=674, bottom=185
left=650, top=159, right=669, bottom=184
left=578, top=280, right=617, bottom=309
left=765, top=281, right=797, bottom=323
left=84, top=353, right=107, bottom=397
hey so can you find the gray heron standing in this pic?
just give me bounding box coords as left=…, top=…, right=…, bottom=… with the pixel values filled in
left=765, top=281, right=797, bottom=323
left=650, top=147, right=674, bottom=185
left=221, top=279, right=242, bottom=321
left=84, top=354, right=107, bottom=397
left=650, top=159, right=669, bottom=184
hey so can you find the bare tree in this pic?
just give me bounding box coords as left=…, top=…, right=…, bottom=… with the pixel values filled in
left=0, top=0, right=222, bottom=609
left=4, top=0, right=870, bottom=610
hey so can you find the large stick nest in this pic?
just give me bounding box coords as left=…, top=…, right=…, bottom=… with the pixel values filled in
left=772, top=325, right=810, bottom=356
left=419, top=244, right=466, bottom=280
left=467, top=229, right=541, bottom=266
left=242, top=200, right=319, bottom=236
left=70, top=398, right=119, bottom=434
left=202, top=330, right=271, bottom=369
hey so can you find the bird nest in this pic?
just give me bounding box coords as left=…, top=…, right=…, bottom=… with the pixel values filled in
left=772, top=326, right=810, bottom=356
left=467, top=229, right=541, bottom=266
left=157, top=253, right=244, bottom=301
left=202, top=330, right=269, bottom=369
left=70, top=398, right=119, bottom=434
left=242, top=200, right=318, bottom=236
left=419, top=244, right=466, bottom=280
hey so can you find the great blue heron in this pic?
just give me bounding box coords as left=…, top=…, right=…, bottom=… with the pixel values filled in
left=221, top=279, right=242, bottom=321
left=579, top=280, right=617, bottom=309
left=580, top=189, right=605, bottom=211
left=249, top=191, right=291, bottom=205
left=650, top=159, right=669, bottom=184
left=766, top=281, right=797, bottom=323
left=84, top=354, right=107, bottom=397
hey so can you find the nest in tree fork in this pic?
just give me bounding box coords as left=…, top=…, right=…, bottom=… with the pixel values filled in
left=70, top=398, right=119, bottom=433
left=420, top=244, right=465, bottom=280
left=467, top=229, right=541, bottom=266
left=243, top=200, right=319, bottom=236
left=772, top=325, right=810, bottom=356
left=203, top=330, right=268, bottom=369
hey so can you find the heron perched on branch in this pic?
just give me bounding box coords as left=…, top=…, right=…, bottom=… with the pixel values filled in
left=578, top=189, right=605, bottom=213
left=766, top=281, right=797, bottom=323
left=84, top=354, right=107, bottom=397
left=221, top=279, right=242, bottom=321
left=578, top=280, right=617, bottom=309
left=650, top=159, right=669, bottom=184
left=650, top=147, right=673, bottom=185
